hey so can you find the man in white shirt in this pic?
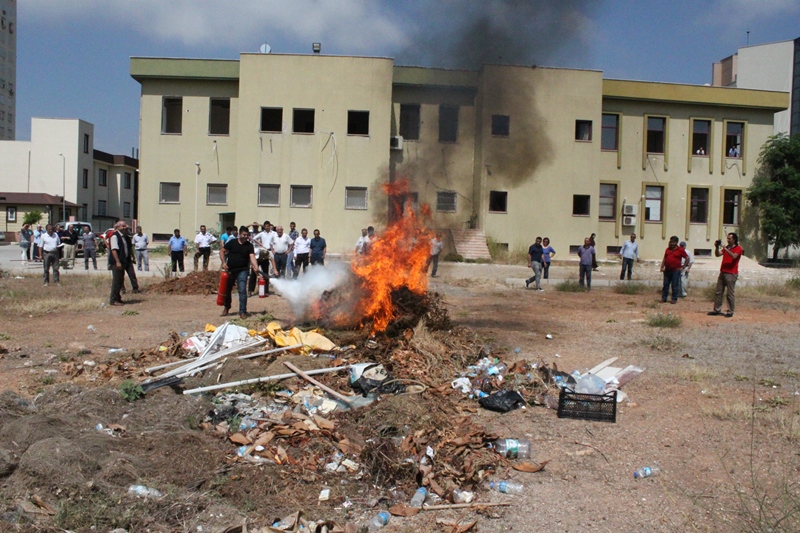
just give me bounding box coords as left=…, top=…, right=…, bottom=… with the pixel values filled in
left=292, top=228, right=312, bottom=278
left=132, top=226, right=150, bottom=271
left=193, top=225, right=217, bottom=271
left=39, top=224, right=61, bottom=285
left=270, top=225, right=294, bottom=278
left=679, top=241, right=694, bottom=297
left=619, top=233, right=639, bottom=281
left=428, top=232, right=444, bottom=277
left=355, top=228, right=369, bottom=255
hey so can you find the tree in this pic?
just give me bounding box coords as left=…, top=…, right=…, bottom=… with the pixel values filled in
left=22, top=210, right=42, bottom=226
left=747, top=133, right=800, bottom=260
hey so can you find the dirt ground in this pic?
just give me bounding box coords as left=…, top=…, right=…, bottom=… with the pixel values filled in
left=0, top=263, right=798, bottom=532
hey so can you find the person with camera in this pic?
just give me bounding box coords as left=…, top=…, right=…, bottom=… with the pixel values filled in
left=708, top=233, right=743, bottom=318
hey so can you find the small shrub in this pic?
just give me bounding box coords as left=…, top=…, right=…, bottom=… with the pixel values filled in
left=120, top=379, right=144, bottom=402
left=0, top=333, right=10, bottom=341
left=646, top=312, right=682, bottom=328
left=646, top=334, right=680, bottom=351
left=443, top=253, right=464, bottom=262
left=122, top=310, right=139, bottom=316
left=787, top=276, right=800, bottom=291
left=555, top=280, right=585, bottom=292
left=613, top=282, right=648, bottom=295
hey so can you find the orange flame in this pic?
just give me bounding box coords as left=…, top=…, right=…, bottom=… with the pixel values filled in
left=351, top=180, right=432, bottom=332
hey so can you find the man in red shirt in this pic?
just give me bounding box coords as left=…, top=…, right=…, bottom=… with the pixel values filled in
left=708, top=232, right=743, bottom=318
left=660, top=236, right=688, bottom=304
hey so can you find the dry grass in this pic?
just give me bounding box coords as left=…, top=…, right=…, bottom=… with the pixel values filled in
left=704, top=400, right=754, bottom=421
left=0, top=274, right=108, bottom=316
left=613, top=282, right=649, bottom=295
left=646, top=312, right=682, bottom=328
left=666, top=363, right=718, bottom=382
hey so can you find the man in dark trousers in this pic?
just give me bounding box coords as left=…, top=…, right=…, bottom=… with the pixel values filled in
left=659, top=236, right=688, bottom=304
left=708, top=232, right=744, bottom=318
left=109, top=219, right=136, bottom=306
left=220, top=226, right=261, bottom=319
left=525, top=236, right=545, bottom=291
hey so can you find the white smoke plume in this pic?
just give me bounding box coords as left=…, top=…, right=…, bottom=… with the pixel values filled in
left=270, top=262, right=354, bottom=320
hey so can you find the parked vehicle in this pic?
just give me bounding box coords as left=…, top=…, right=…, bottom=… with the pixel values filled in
left=0, top=230, right=5, bottom=242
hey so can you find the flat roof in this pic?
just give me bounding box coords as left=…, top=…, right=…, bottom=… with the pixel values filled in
left=392, top=66, right=478, bottom=88
left=603, top=79, right=789, bottom=111
left=130, top=57, right=240, bottom=82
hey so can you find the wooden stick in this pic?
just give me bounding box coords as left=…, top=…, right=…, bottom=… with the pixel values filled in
left=183, top=365, right=348, bottom=395
left=283, top=361, right=352, bottom=403
left=422, top=502, right=511, bottom=511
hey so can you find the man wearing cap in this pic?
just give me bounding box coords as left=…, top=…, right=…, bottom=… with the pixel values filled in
left=678, top=241, right=694, bottom=297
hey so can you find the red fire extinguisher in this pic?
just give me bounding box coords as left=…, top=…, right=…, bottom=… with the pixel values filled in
left=258, top=276, right=266, bottom=298
left=216, top=270, right=229, bottom=306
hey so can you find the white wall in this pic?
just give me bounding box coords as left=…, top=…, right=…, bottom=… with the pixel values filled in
left=737, top=40, right=794, bottom=134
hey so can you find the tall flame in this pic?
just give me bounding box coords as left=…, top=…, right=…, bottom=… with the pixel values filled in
left=351, top=180, right=432, bottom=332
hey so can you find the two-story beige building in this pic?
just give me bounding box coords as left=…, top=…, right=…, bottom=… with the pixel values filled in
left=131, top=54, right=787, bottom=259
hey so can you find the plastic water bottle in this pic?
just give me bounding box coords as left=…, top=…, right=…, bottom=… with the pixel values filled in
left=367, top=511, right=390, bottom=530
left=633, top=466, right=660, bottom=479
left=489, top=481, right=524, bottom=494
left=487, top=363, right=508, bottom=376
left=409, top=487, right=427, bottom=508
left=575, top=374, right=605, bottom=395
left=492, top=438, right=531, bottom=459
left=128, top=485, right=163, bottom=499
left=452, top=488, right=474, bottom=504
left=471, top=389, right=489, bottom=399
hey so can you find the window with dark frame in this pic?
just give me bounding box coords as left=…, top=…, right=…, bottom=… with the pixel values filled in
left=290, top=185, right=313, bottom=207
left=97, top=200, right=107, bottom=216
left=599, top=183, right=617, bottom=219
left=575, top=120, right=592, bottom=141
left=162, top=97, right=183, bottom=134
left=692, top=120, right=710, bottom=155
left=6, top=206, right=16, bottom=222
left=258, top=184, right=280, bottom=206
left=293, top=109, right=315, bottom=134
left=436, top=191, right=457, bottom=212
left=572, top=194, right=590, bottom=216
left=491, top=115, right=510, bottom=137
left=644, top=185, right=663, bottom=221
left=123, top=202, right=131, bottom=218
left=399, top=104, right=420, bottom=141
left=646, top=117, right=666, bottom=153
left=260, top=107, right=283, bottom=133
left=489, top=191, right=508, bottom=213
left=208, top=98, right=231, bottom=135
left=694, top=249, right=713, bottom=257
left=601, top=114, right=619, bottom=150
left=83, top=133, right=89, bottom=154
left=723, top=189, right=742, bottom=225
left=690, top=188, right=709, bottom=223
left=726, top=122, right=744, bottom=157
left=98, top=169, right=107, bottom=187
left=123, top=172, right=131, bottom=190
left=207, top=184, right=227, bottom=205
left=159, top=182, right=180, bottom=203
left=438, top=105, right=458, bottom=143
left=345, top=187, right=368, bottom=209
left=347, top=111, right=370, bottom=135
left=82, top=168, right=88, bottom=189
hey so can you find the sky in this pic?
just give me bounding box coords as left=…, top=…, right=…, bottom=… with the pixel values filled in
left=14, top=0, right=800, bottom=155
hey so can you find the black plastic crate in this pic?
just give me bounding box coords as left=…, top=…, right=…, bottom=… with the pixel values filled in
left=557, top=388, right=617, bottom=423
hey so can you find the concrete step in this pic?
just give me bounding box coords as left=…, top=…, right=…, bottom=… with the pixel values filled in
left=450, top=229, right=493, bottom=260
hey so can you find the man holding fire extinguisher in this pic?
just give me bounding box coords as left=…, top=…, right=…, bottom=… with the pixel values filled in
left=219, top=226, right=262, bottom=319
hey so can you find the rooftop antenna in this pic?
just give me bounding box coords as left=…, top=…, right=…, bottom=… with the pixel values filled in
left=259, top=43, right=271, bottom=54
left=746, top=29, right=750, bottom=46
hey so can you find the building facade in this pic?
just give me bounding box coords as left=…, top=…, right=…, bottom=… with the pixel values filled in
left=132, top=54, right=787, bottom=259
left=0, top=0, right=16, bottom=140
left=0, top=117, right=138, bottom=232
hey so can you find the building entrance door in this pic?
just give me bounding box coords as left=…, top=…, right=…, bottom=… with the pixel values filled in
left=219, top=212, right=235, bottom=234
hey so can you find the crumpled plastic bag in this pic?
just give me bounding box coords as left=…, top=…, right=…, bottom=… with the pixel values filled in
left=478, top=390, right=527, bottom=413
left=350, top=364, right=406, bottom=396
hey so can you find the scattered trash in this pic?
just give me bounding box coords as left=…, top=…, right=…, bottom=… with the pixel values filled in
left=575, top=374, right=605, bottom=395
left=557, top=388, right=618, bottom=423
left=451, top=377, right=472, bottom=394
left=545, top=334, right=553, bottom=340
left=108, top=348, right=125, bottom=354
left=127, top=485, right=163, bottom=499
left=479, top=390, right=527, bottom=413
left=634, top=465, right=660, bottom=479
left=350, top=363, right=405, bottom=396
left=452, top=488, right=475, bottom=503
left=409, top=487, right=427, bottom=508
left=367, top=511, right=390, bottom=530
left=87, top=325, right=95, bottom=332
left=488, top=480, right=524, bottom=494
left=318, top=488, right=330, bottom=502
left=491, top=438, right=532, bottom=459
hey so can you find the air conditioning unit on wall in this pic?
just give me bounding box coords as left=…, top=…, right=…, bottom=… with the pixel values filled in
left=390, top=135, right=403, bottom=150
left=623, top=204, right=638, bottom=216
left=623, top=216, right=636, bottom=226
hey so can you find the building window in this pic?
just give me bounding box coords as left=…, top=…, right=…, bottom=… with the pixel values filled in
left=646, top=116, right=666, bottom=153
left=690, top=188, right=709, bottom=223
left=290, top=185, right=313, bottom=207
left=159, top=182, right=180, bottom=204
left=575, top=120, right=592, bottom=141
left=260, top=107, right=283, bottom=133
left=83, top=133, right=90, bottom=154
left=123, top=172, right=131, bottom=189
left=607, top=246, right=622, bottom=254
left=98, top=169, right=107, bottom=187
left=209, top=98, right=230, bottom=135
left=293, top=109, right=315, bottom=134
left=6, top=206, right=16, bottom=222
left=399, top=104, right=420, bottom=141
left=80, top=204, right=88, bottom=220
left=436, top=191, right=457, bottom=212
left=97, top=200, right=107, bottom=216
left=723, top=189, right=742, bottom=225
left=162, top=97, right=183, bottom=134
left=692, top=120, right=710, bottom=155
left=207, top=184, right=227, bottom=205
left=599, top=183, right=617, bottom=220
left=572, top=195, right=590, bottom=216
left=644, top=185, right=663, bottom=222
left=726, top=122, right=744, bottom=157
left=694, top=248, right=713, bottom=257
left=345, top=187, right=368, bottom=209
left=123, top=202, right=131, bottom=218
left=347, top=111, right=370, bottom=136
left=258, top=184, right=280, bottom=206
left=489, top=191, right=508, bottom=213
left=601, top=114, right=619, bottom=150
left=491, top=115, right=510, bottom=137
left=439, top=105, right=458, bottom=143
left=82, top=168, right=88, bottom=189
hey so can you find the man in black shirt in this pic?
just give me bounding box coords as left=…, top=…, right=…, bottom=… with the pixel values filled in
left=220, top=226, right=261, bottom=319
left=525, top=236, right=545, bottom=291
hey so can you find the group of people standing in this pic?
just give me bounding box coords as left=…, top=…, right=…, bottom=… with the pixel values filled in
left=525, top=237, right=556, bottom=291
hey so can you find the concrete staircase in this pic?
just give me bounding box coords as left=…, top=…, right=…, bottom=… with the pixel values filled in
left=450, top=229, right=493, bottom=261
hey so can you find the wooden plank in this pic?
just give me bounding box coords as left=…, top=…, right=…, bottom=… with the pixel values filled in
left=588, top=357, right=619, bottom=375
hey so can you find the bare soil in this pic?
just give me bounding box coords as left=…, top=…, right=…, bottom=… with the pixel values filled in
left=0, top=267, right=798, bottom=532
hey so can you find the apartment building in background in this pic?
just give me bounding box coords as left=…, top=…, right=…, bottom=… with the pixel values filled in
left=0, top=0, right=16, bottom=140
left=131, top=53, right=787, bottom=260
left=0, top=117, right=138, bottom=238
